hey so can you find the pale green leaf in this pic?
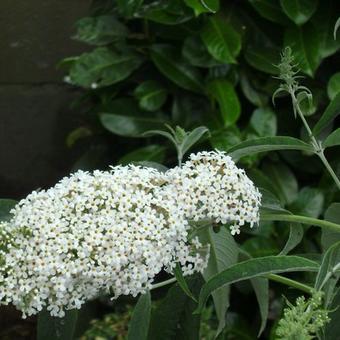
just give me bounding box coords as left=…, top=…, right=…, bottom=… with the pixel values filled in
left=195, top=255, right=319, bottom=313
left=127, top=291, right=151, bottom=340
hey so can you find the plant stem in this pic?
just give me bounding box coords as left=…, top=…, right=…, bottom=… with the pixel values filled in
left=261, top=213, right=340, bottom=232
left=266, top=274, right=313, bottom=294
left=151, top=277, right=176, bottom=290
left=291, top=90, right=340, bottom=191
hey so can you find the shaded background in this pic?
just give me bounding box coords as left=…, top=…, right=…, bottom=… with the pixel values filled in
left=0, top=0, right=92, bottom=199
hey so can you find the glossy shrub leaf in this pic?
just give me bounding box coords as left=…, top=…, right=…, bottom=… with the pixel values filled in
left=134, top=80, right=168, bottom=111
left=141, top=1, right=193, bottom=25
left=0, top=199, right=16, bottom=221
left=118, top=145, right=166, bottom=165
left=182, top=36, right=220, bottom=68
left=69, top=47, right=143, bottom=88
left=184, top=0, right=219, bottom=15
left=195, top=255, right=319, bottom=313
left=312, top=0, right=340, bottom=58
left=280, top=0, right=317, bottom=25
left=279, top=224, right=304, bottom=255
left=240, top=73, right=268, bottom=107
left=327, top=72, right=340, bottom=100
left=150, top=45, right=204, bottom=93
left=323, top=128, right=340, bottom=148
left=116, top=0, right=143, bottom=17
left=148, top=277, right=203, bottom=340
left=37, top=310, right=78, bottom=340
left=74, top=16, right=128, bottom=45
left=201, top=16, right=241, bottom=64
left=313, top=93, right=340, bottom=136
left=207, top=79, right=240, bottom=126
left=321, top=203, right=340, bottom=250
left=226, top=136, right=314, bottom=162
left=244, top=46, right=280, bottom=75
left=263, top=163, right=298, bottom=206
left=250, top=108, right=277, bottom=137
left=99, top=99, right=167, bottom=137
left=289, top=187, right=324, bottom=218
left=127, top=291, right=151, bottom=340
left=248, top=0, right=290, bottom=25
left=284, top=23, right=320, bottom=77
left=198, top=225, right=238, bottom=334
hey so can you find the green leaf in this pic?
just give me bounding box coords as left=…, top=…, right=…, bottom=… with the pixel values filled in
left=99, top=99, right=167, bottom=137
left=134, top=80, right=168, bottom=112
left=327, top=72, right=340, bottom=100
left=174, top=264, right=197, bottom=302
left=207, top=79, right=241, bottom=126
left=226, top=136, right=314, bottom=162
left=251, top=277, right=269, bottom=336
left=279, top=224, right=304, bottom=255
left=314, top=241, right=340, bottom=306
left=244, top=46, right=280, bottom=75
left=201, top=16, right=241, bottom=64
left=239, top=72, right=268, bottom=107
left=182, top=36, right=220, bottom=68
left=181, top=126, right=209, bottom=156
left=313, top=93, right=340, bottom=136
left=198, top=225, right=238, bottom=335
left=263, top=163, right=298, bottom=205
left=66, top=127, right=92, bottom=147
left=324, top=128, right=340, bottom=148
left=195, top=255, right=319, bottom=313
left=321, top=203, right=340, bottom=250
left=141, top=1, right=193, bottom=25
left=116, top=0, right=143, bottom=17
left=280, top=0, right=317, bottom=25
left=335, top=17, right=340, bottom=39
left=150, top=45, right=204, bottom=93
left=74, top=16, right=128, bottom=45
left=0, top=199, right=16, bottom=221
left=312, top=0, right=339, bottom=58
left=184, top=0, right=219, bottom=15
left=69, top=47, right=143, bottom=88
left=248, top=0, right=290, bottom=25
left=118, top=145, right=166, bottom=165
left=289, top=187, right=324, bottom=218
left=148, top=277, right=202, bottom=340
left=127, top=291, right=151, bottom=340
left=37, top=309, right=78, bottom=340
left=284, top=23, right=320, bottom=77
left=250, top=108, right=277, bottom=137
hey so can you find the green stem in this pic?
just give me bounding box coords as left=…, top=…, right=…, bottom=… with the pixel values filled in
left=291, top=90, right=340, bottom=191
left=266, top=274, right=313, bottom=294
left=151, top=277, right=176, bottom=290
left=261, top=213, right=340, bottom=232
left=318, top=151, right=340, bottom=190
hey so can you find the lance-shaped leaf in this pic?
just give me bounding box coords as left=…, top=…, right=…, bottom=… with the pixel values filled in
left=127, top=291, right=151, bottom=340
left=313, top=93, right=340, bottom=136
left=323, top=128, right=340, bottom=148
left=226, top=136, right=314, bottom=161
left=195, top=256, right=319, bottom=313
left=37, top=310, right=78, bottom=340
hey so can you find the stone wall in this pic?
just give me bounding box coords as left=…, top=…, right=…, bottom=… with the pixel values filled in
left=0, top=0, right=92, bottom=198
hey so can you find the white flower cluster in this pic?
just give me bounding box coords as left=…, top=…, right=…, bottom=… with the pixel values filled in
left=165, top=151, right=261, bottom=235
left=0, top=151, right=260, bottom=318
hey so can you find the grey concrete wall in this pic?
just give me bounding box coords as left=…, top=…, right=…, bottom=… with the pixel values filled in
left=0, top=0, right=92, bottom=198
